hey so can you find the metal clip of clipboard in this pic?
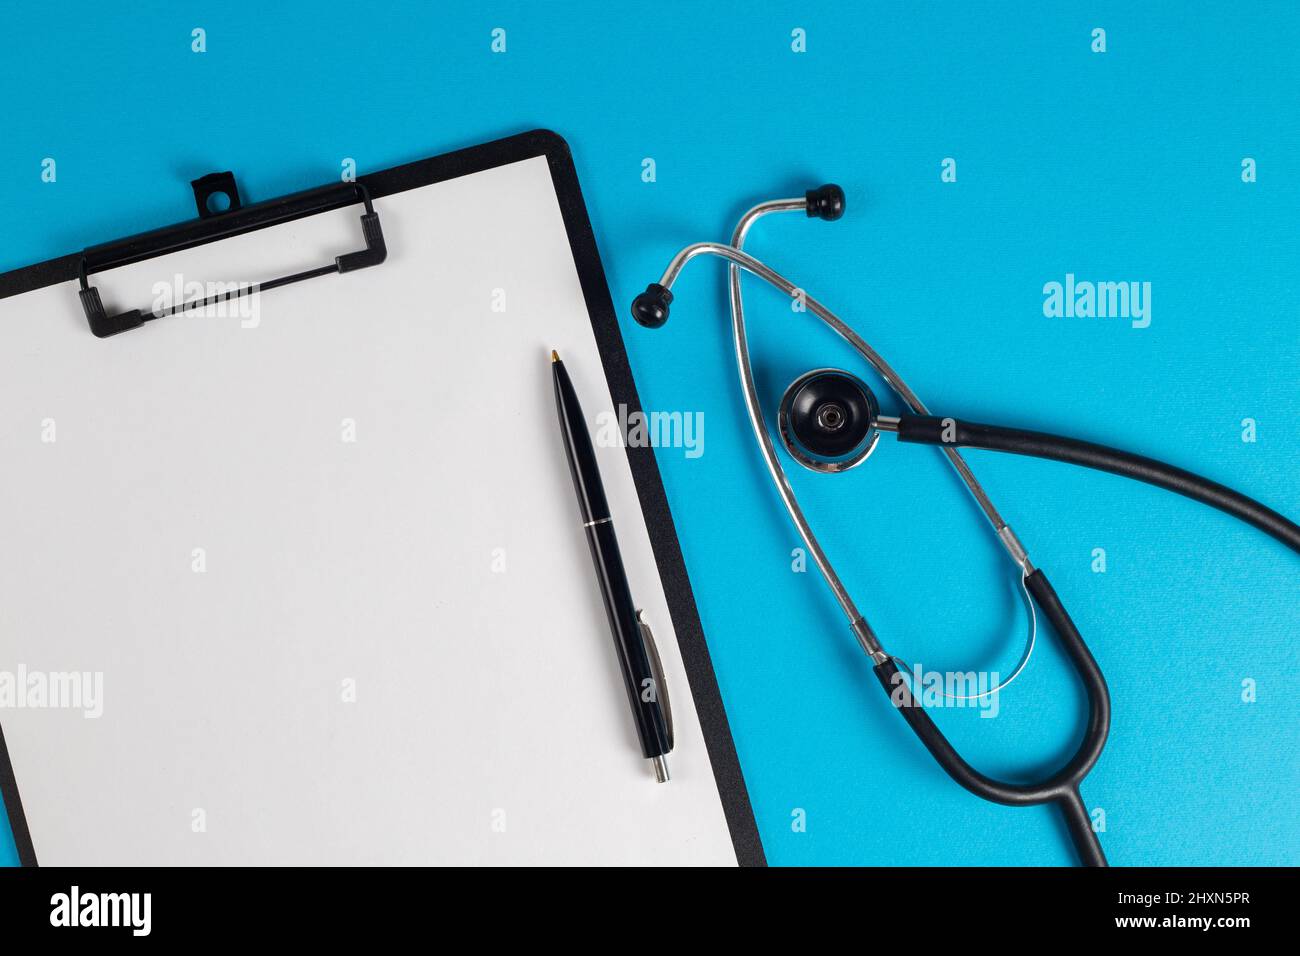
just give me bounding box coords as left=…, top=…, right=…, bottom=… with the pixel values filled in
left=76, top=172, right=387, bottom=338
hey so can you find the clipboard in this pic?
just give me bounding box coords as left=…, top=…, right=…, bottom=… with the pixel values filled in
left=0, top=130, right=764, bottom=866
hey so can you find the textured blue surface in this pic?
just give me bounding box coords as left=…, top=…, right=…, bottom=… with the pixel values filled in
left=1, top=2, right=1297, bottom=866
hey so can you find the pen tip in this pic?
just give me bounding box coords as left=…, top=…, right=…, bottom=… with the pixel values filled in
left=550, top=349, right=560, bottom=363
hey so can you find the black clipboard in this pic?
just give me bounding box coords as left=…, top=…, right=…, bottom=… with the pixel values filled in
left=0, top=130, right=765, bottom=867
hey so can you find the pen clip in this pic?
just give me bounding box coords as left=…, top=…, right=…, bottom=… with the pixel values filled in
left=637, top=609, right=673, bottom=750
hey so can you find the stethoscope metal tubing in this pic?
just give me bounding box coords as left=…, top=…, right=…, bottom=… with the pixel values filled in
left=647, top=204, right=1108, bottom=866
left=658, top=240, right=1035, bottom=581
left=656, top=230, right=1036, bottom=659
left=724, top=202, right=868, bottom=641
left=724, top=205, right=1034, bottom=686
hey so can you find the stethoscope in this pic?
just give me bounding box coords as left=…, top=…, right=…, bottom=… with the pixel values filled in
left=629, top=184, right=1300, bottom=866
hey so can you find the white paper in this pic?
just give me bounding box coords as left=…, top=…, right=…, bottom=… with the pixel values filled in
left=0, top=156, right=737, bottom=865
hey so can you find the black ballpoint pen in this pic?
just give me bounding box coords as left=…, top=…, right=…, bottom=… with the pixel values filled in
left=551, top=350, right=674, bottom=782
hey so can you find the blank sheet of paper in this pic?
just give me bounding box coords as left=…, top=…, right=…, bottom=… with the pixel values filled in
left=0, top=156, right=736, bottom=865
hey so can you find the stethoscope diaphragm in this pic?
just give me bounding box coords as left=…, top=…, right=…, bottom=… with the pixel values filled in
left=777, top=368, right=880, bottom=473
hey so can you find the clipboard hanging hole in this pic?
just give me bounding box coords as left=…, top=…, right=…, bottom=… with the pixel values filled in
left=191, top=172, right=242, bottom=220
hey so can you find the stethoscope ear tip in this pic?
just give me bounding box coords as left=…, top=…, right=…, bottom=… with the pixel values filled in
left=805, top=184, right=846, bottom=221
left=631, top=282, right=673, bottom=328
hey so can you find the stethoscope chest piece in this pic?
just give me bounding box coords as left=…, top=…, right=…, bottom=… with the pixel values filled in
left=778, top=368, right=880, bottom=473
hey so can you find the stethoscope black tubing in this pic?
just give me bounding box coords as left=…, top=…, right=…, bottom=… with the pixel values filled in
left=877, top=411, right=1300, bottom=866
left=875, top=568, right=1110, bottom=867
left=895, top=414, right=1300, bottom=555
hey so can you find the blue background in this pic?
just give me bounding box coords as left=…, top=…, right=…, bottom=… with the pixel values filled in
left=1, top=2, right=1297, bottom=866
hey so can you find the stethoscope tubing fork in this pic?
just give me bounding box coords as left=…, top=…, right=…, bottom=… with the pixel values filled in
left=874, top=568, right=1110, bottom=866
